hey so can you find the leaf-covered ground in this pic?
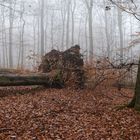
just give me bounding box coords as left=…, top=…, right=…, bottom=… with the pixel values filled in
left=0, top=87, right=140, bottom=140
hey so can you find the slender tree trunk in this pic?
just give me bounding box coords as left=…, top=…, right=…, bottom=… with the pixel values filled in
left=9, top=0, right=14, bottom=68
left=71, top=0, right=76, bottom=46
left=71, top=12, right=75, bottom=46
left=21, top=20, right=25, bottom=68
left=85, top=15, right=88, bottom=61
left=33, top=17, right=36, bottom=67
left=61, top=5, right=66, bottom=51
left=66, top=0, right=71, bottom=49
left=1, top=8, right=6, bottom=68
left=44, top=14, right=48, bottom=52
left=83, top=0, right=94, bottom=61
left=40, top=0, right=45, bottom=55
left=20, top=3, right=25, bottom=68
left=104, top=0, right=110, bottom=59
left=78, top=15, right=82, bottom=44
left=88, top=7, right=93, bottom=61
left=2, top=29, right=6, bottom=68
left=37, top=15, right=40, bottom=54
left=128, top=58, right=140, bottom=111
left=117, top=7, right=124, bottom=63
left=4, top=29, right=8, bottom=68
left=130, top=16, right=134, bottom=84
left=51, top=10, right=54, bottom=49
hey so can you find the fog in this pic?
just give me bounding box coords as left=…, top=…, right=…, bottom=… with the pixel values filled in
left=0, top=0, right=139, bottom=69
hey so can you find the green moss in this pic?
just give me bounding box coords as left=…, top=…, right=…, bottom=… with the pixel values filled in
left=54, top=70, right=62, bottom=81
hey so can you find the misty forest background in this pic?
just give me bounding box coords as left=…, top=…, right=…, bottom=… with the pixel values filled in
left=0, top=0, right=139, bottom=70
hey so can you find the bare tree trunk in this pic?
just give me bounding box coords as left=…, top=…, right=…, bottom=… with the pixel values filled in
left=85, top=15, right=88, bottom=61
left=88, top=6, right=93, bottom=61
left=17, top=2, right=25, bottom=69
left=117, top=7, right=124, bottom=63
left=2, top=28, right=6, bottom=68
left=1, top=7, right=6, bottom=68
left=5, top=29, right=8, bottom=68
left=40, top=0, right=45, bottom=55
left=128, top=58, right=140, bottom=111
left=20, top=2, right=25, bottom=69
left=44, top=13, right=48, bottom=52
left=20, top=20, right=25, bottom=68
left=37, top=14, right=40, bottom=54
left=61, top=1, right=66, bottom=50
left=66, top=0, right=71, bottom=49
left=71, top=0, right=76, bottom=46
left=84, top=0, right=94, bottom=61
left=33, top=17, right=37, bottom=67
left=9, top=0, right=14, bottom=68
left=104, top=0, right=110, bottom=59
left=51, top=10, right=54, bottom=49
left=78, top=14, right=82, bottom=44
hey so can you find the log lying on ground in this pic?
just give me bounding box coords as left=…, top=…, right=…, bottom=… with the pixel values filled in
left=0, top=45, right=84, bottom=88
left=0, top=73, right=64, bottom=88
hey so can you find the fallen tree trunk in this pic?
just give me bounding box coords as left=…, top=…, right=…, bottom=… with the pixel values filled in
left=0, top=73, right=64, bottom=88
left=0, top=45, right=84, bottom=88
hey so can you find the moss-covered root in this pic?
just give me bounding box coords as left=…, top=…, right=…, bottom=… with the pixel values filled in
left=113, top=104, right=128, bottom=111
left=127, top=96, right=136, bottom=108
left=127, top=96, right=140, bottom=111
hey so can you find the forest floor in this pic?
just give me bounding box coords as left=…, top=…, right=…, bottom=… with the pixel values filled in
left=0, top=87, right=140, bottom=140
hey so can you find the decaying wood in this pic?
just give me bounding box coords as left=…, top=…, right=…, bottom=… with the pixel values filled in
left=39, top=45, right=85, bottom=88
left=0, top=72, right=64, bottom=88
left=0, top=45, right=85, bottom=88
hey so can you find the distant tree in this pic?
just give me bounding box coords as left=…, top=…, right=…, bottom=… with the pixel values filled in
left=60, top=0, right=67, bottom=50
left=1, top=6, right=8, bottom=68
left=104, top=0, right=111, bottom=59
left=117, top=6, right=124, bottom=63
left=18, top=1, right=25, bottom=68
left=83, top=0, right=94, bottom=61
left=66, top=0, right=71, bottom=49
left=51, top=9, right=54, bottom=49
left=9, top=0, right=16, bottom=68
left=70, top=0, right=76, bottom=46
left=40, top=0, right=45, bottom=55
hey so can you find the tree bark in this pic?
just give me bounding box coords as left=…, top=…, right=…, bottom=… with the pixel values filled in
left=117, top=7, right=124, bottom=63
left=128, top=57, right=140, bottom=111
left=66, top=0, right=71, bottom=49
left=88, top=6, right=93, bottom=61
left=40, top=0, right=45, bottom=55
left=0, top=73, right=64, bottom=87
left=104, top=0, right=110, bottom=59
left=9, top=0, right=14, bottom=68
left=60, top=0, right=66, bottom=51
left=84, top=0, right=94, bottom=61
left=51, top=10, right=54, bottom=50
left=71, top=0, right=76, bottom=46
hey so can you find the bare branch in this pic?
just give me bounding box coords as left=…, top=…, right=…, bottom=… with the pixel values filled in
left=108, top=0, right=140, bottom=21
